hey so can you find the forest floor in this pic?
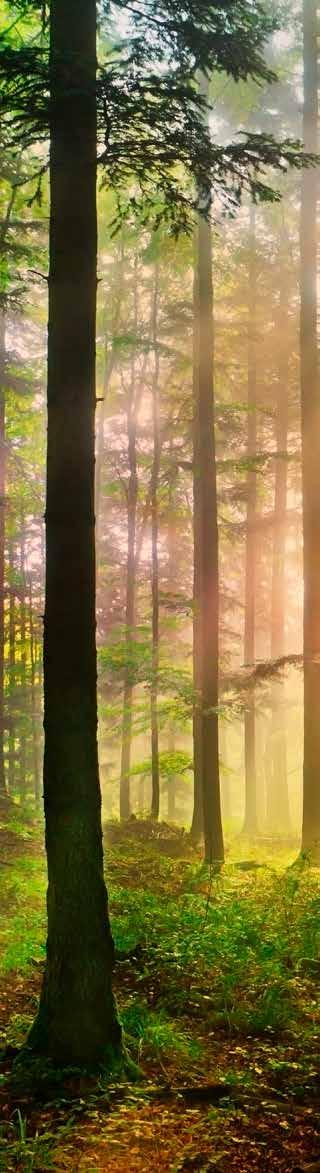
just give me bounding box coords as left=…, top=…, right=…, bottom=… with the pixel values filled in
left=0, top=813, right=319, bottom=1172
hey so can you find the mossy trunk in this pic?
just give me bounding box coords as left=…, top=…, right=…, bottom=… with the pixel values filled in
left=28, top=0, right=121, bottom=1066
left=301, top=0, right=320, bottom=862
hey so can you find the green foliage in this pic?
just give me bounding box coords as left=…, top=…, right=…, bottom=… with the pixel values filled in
left=122, top=999, right=201, bottom=1062
left=129, top=749, right=192, bottom=782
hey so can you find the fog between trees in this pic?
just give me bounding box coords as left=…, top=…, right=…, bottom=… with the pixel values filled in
left=0, top=0, right=319, bottom=1090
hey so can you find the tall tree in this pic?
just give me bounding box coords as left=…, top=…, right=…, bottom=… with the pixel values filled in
left=195, top=201, right=224, bottom=865
left=150, top=264, right=160, bottom=820
left=300, top=0, right=320, bottom=861
left=243, top=204, right=258, bottom=836
left=28, top=0, right=121, bottom=1064
left=191, top=242, right=204, bottom=843
left=267, top=238, right=291, bottom=834
left=120, top=255, right=139, bottom=820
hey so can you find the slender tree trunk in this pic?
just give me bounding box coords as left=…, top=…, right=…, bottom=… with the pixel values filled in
left=19, top=520, right=27, bottom=800
left=220, top=721, right=231, bottom=824
left=138, top=773, right=145, bottom=813
left=191, top=247, right=203, bottom=841
left=0, top=310, right=7, bottom=797
left=167, top=724, right=176, bottom=822
left=8, top=539, right=15, bottom=794
left=267, top=255, right=291, bottom=834
left=120, top=260, right=139, bottom=820
left=28, top=574, right=41, bottom=807
left=195, top=205, right=224, bottom=865
left=150, top=267, right=160, bottom=821
left=95, top=244, right=124, bottom=546
left=300, top=0, right=320, bottom=861
left=243, top=205, right=258, bottom=836
left=28, top=0, right=121, bottom=1065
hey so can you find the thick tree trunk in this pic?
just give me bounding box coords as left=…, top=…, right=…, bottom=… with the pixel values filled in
left=301, top=0, right=320, bottom=862
left=267, top=257, right=291, bottom=834
left=243, top=205, right=258, bottom=836
left=120, top=258, right=139, bottom=820
left=28, top=0, right=121, bottom=1065
left=0, top=311, right=7, bottom=797
left=195, top=209, right=224, bottom=865
left=150, top=267, right=160, bottom=821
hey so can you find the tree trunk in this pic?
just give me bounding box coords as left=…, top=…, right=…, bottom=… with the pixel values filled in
left=301, top=0, right=320, bottom=862
left=95, top=242, right=124, bottom=547
left=267, top=252, right=291, bottom=834
left=220, top=721, right=231, bottom=824
left=167, top=724, right=176, bottom=823
left=191, top=245, right=203, bottom=842
left=243, top=205, right=258, bottom=836
left=195, top=205, right=224, bottom=865
left=28, top=574, right=42, bottom=807
left=28, top=0, right=121, bottom=1066
left=120, top=257, right=139, bottom=820
left=0, top=310, right=7, bottom=797
left=150, top=266, right=160, bottom=821
left=19, top=519, right=27, bottom=800
left=8, top=538, right=15, bottom=794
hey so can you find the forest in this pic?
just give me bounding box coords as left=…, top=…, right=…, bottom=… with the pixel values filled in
left=0, top=0, right=319, bottom=1169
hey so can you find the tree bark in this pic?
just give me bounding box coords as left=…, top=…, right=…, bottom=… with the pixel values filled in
left=243, top=204, right=258, bottom=836
left=150, top=266, right=160, bottom=821
left=28, top=0, right=121, bottom=1066
left=195, top=206, right=224, bottom=865
left=301, top=0, right=320, bottom=861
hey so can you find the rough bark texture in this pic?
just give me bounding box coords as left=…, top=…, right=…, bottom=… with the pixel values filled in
left=150, top=268, right=160, bottom=821
left=267, top=255, right=291, bottom=834
left=243, top=205, right=258, bottom=836
left=196, top=210, right=224, bottom=865
left=28, top=0, right=121, bottom=1065
left=301, top=0, right=320, bottom=861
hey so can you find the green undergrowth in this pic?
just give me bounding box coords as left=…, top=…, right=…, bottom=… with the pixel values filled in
left=110, top=854, right=320, bottom=1036
left=0, top=818, right=319, bottom=1044
left=0, top=854, right=46, bottom=974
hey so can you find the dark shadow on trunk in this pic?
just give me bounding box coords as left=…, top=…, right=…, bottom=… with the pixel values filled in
left=27, top=0, right=121, bottom=1067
